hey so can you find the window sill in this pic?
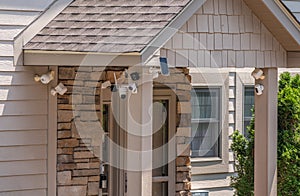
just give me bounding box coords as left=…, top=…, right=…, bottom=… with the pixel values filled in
left=191, top=157, right=222, bottom=163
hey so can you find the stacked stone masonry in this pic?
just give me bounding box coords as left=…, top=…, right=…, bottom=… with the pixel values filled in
left=57, top=66, right=192, bottom=195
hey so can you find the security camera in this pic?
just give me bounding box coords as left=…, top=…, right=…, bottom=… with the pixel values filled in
left=255, top=84, right=264, bottom=96
left=118, top=86, right=127, bottom=99
left=34, top=70, right=55, bottom=84
left=130, top=72, right=140, bottom=81
left=251, top=68, right=265, bottom=80
left=51, top=83, right=68, bottom=96
left=128, top=83, right=138, bottom=94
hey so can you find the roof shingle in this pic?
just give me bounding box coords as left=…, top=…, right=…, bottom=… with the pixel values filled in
left=25, top=0, right=191, bottom=53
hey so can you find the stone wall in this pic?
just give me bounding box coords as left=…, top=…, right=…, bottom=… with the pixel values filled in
left=57, top=66, right=103, bottom=196
left=57, top=66, right=191, bottom=195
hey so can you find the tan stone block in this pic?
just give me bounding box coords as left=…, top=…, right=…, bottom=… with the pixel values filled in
left=79, top=111, right=99, bottom=121
left=58, top=123, right=72, bottom=130
left=57, top=148, right=73, bottom=155
left=71, top=95, right=83, bottom=104
left=176, top=84, right=191, bottom=91
left=57, top=163, right=76, bottom=171
left=58, top=104, right=73, bottom=110
left=176, top=156, right=191, bottom=166
left=58, top=110, right=74, bottom=122
left=177, top=144, right=191, bottom=156
left=72, top=177, right=88, bottom=185
left=176, top=172, right=191, bottom=182
left=58, top=139, right=79, bottom=148
left=57, top=171, right=72, bottom=185
left=88, top=182, right=99, bottom=195
left=58, top=131, right=71, bottom=139
left=176, top=127, right=191, bottom=137
left=176, top=183, right=184, bottom=191
left=176, top=166, right=191, bottom=172
left=76, top=163, right=90, bottom=169
left=73, top=169, right=100, bottom=177
left=177, top=102, right=191, bottom=114
left=57, top=186, right=87, bottom=196
left=58, top=155, right=73, bottom=163
left=91, top=71, right=105, bottom=81
left=74, top=151, right=95, bottom=159
left=89, top=176, right=100, bottom=182
left=59, top=67, right=76, bottom=79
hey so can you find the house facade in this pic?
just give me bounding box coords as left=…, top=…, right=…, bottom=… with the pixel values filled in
left=0, top=0, right=300, bottom=196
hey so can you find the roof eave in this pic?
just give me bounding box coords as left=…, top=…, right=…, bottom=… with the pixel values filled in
left=14, top=0, right=73, bottom=66
left=244, top=0, right=300, bottom=51
left=23, top=50, right=141, bottom=67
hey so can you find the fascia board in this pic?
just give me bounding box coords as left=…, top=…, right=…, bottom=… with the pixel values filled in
left=141, top=0, right=207, bottom=65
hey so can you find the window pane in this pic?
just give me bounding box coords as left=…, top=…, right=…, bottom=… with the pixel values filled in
left=152, top=182, right=168, bottom=196
left=244, top=86, right=254, bottom=117
left=244, top=86, right=254, bottom=135
left=192, top=89, right=219, bottom=119
left=191, top=122, right=219, bottom=157
left=191, top=87, right=221, bottom=158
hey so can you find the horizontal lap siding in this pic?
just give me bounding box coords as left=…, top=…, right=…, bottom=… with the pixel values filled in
left=0, top=1, right=52, bottom=194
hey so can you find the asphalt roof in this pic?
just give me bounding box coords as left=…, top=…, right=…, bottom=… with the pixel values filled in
left=24, top=0, right=191, bottom=53
left=281, top=0, right=300, bottom=23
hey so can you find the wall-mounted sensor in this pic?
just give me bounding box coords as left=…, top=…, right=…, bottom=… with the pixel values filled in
left=34, top=70, right=55, bottom=84
left=255, top=84, right=264, bottom=96
left=160, top=57, right=169, bottom=76
left=51, top=83, right=68, bottom=96
left=251, top=68, right=265, bottom=80
left=118, top=86, right=127, bottom=99
left=130, top=72, right=140, bottom=81
left=128, top=83, right=138, bottom=94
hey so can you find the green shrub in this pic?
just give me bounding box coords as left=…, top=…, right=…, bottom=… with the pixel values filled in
left=230, top=72, right=300, bottom=195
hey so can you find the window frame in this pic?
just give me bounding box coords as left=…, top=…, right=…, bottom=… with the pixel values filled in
left=243, top=85, right=255, bottom=136
left=191, top=87, right=222, bottom=158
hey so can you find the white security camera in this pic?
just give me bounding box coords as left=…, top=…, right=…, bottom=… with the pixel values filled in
left=34, top=70, right=55, bottom=84
left=128, top=83, right=138, bottom=94
left=51, top=83, right=68, bottom=96
left=251, top=68, right=265, bottom=80
left=255, top=84, right=264, bottom=96
left=118, top=86, right=127, bottom=99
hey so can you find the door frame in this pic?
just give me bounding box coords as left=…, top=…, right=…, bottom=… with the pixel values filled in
left=152, top=89, right=176, bottom=196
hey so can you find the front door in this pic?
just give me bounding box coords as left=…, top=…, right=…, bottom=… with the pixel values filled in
left=152, top=90, right=176, bottom=196
left=100, top=92, right=127, bottom=196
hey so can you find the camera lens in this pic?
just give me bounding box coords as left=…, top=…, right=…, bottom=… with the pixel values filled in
left=121, top=94, right=126, bottom=99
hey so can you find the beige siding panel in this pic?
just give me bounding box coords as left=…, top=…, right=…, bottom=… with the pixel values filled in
left=0, top=160, right=46, bottom=176
left=0, top=11, right=39, bottom=26
left=0, top=72, right=40, bottom=86
left=0, top=85, right=47, bottom=101
left=0, top=115, right=47, bottom=130
left=0, top=189, right=46, bottom=196
left=0, top=58, right=42, bottom=72
left=0, top=27, right=23, bottom=41
left=0, top=42, right=13, bottom=57
left=0, top=174, right=46, bottom=192
left=192, top=178, right=231, bottom=189
left=0, top=100, right=47, bottom=116
left=0, top=146, right=47, bottom=161
left=0, top=0, right=53, bottom=11
left=0, top=130, right=47, bottom=146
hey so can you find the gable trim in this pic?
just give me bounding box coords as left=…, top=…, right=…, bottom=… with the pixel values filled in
left=14, top=0, right=73, bottom=66
left=140, top=0, right=207, bottom=64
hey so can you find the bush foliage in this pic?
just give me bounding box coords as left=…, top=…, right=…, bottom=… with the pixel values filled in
left=230, top=72, right=300, bottom=195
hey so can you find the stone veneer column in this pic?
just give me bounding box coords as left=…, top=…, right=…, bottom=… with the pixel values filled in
left=56, top=66, right=192, bottom=196
left=57, top=66, right=104, bottom=196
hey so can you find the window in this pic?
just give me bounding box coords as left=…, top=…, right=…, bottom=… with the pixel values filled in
left=191, top=88, right=221, bottom=157
left=243, top=86, right=254, bottom=136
